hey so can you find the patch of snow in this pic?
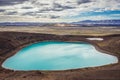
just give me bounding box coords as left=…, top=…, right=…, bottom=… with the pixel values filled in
left=86, top=38, right=104, bottom=41
left=100, top=27, right=115, bottom=29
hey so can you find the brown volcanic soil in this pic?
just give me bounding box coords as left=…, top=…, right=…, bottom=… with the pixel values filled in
left=0, top=32, right=120, bottom=80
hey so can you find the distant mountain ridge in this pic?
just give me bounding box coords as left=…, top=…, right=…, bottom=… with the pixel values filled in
left=72, top=20, right=120, bottom=26
left=0, top=22, right=47, bottom=26
left=0, top=20, right=120, bottom=27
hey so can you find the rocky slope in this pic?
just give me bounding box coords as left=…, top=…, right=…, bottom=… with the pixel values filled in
left=0, top=32, right=120, bottom=80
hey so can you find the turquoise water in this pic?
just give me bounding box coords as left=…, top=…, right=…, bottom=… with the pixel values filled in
left=2, top=41, right=118, bottom=71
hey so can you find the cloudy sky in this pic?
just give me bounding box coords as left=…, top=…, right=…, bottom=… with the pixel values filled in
left=0, top=0, right=120, bottom=22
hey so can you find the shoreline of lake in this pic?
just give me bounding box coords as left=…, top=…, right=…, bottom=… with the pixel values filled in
left=0, top=31, right=120, bottom=80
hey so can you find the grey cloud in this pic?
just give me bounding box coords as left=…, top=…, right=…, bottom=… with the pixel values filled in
left=0, top=0, right=93, bottom=19
left=38, top=8, right=51, bottom=13
left=49, top=15, right=60, bottom=19
left=53, top=3, right=75, bottom=11
left=0, top=0, right=28, bottom=6
left=115, top=0, right=120, bottom=3
left=22, top=12, right=36, bottom=16
left=0, top=9, right=5, bottom=12
left=20, top=0, right=77, bottom=18
left=35, top=2, right=76, bottom=13
left=21, top=10, right=60, bottom=19
left=30, top=0, right=49, bottom=6
left=77, top=0, right=91, bottom=4
left=21, top=7, right=33, bottom=9
left=5, top=11, right=17, bottom=15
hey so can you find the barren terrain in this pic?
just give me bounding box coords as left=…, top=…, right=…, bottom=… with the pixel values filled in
left=0, top=26, right=120, bottom=80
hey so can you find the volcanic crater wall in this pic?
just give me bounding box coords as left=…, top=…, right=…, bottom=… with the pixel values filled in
left=0, top=32, right=120, bottom=80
